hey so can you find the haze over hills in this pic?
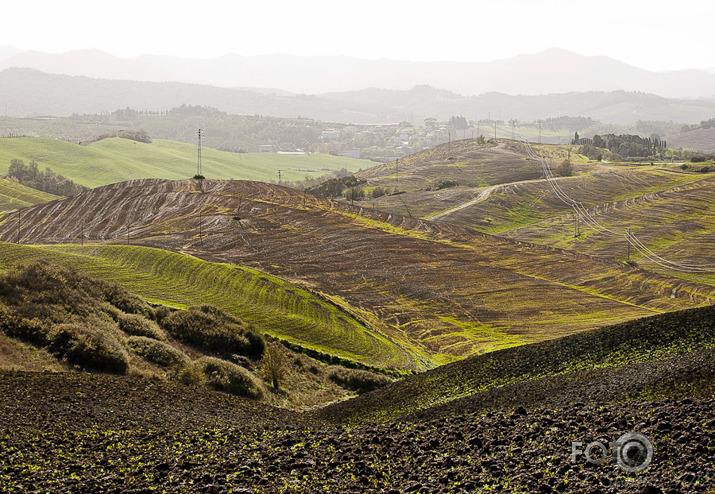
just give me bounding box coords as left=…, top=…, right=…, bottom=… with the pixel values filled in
left=2, top=67, right=714, bottom=125
left=2, top=46, right=715, bottom=99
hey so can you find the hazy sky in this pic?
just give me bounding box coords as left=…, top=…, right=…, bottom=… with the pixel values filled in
left=3, top=0, right=713, bottom=72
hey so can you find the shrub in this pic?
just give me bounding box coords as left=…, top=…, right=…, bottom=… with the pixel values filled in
left=0, top=308, right=49, bottom=346
left=162, top=305, right=264, bottom=358
left=127, top=336, right=189, bottom=368
left=184, top=356, right=263, bottom=399
left=261, top=343, right=286, bottom=389
left=371, top=186, right=387, bottom=199
left=555, top=160, right=574, bottom=177
left=47, top=323, right=129, bottom=373
left=102, top=283, right=153, bottom=317
left=153, top=305, right=171, bottom=323
left=327, top=367, right=393, bottom=394
left=118, top=313, right=166, bottom=340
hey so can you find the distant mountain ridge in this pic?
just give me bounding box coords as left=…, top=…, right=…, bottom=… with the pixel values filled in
left=2, top=47, right=715, bottom=99
left=1, top=68, right=713, bottom=125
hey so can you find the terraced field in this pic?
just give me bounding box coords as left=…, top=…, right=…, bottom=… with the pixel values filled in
left=0, top=137, right=372, bottom=187
left=0, top=243, right=412, bottom=369
left=2, top=178, right=713, bottom=369
left=0, top=177, right=58, bottom=211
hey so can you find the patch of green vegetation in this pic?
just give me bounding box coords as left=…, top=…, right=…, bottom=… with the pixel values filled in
left=0, top=177, right=58, bottom=212
left=0, top=243, right=415, bottom=370
left=0, top=138, right=373, bottom=188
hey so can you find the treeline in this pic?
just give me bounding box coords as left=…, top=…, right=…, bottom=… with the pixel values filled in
left=576, top=133, right=667, bottom=161
left=89, top=129, right=152, bottom=144
left=6, top=159, right=86, bottom=196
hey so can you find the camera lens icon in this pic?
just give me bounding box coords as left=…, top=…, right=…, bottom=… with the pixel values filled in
left=613, top=433, right=653, bottom=472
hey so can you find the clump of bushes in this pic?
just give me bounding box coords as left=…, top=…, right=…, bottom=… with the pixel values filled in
left=181, top=356, right=263, bottom=399
left=126, top=336, right=189, bottom=368
left=47, top=323, right=129, bottom=373
left=427, top=179, right=459, bottom=191
left=117, top=313, right=166, bottom=340
left=161, top=305, right=264, bottom=358
left=327, top=367, right=393, bottom=394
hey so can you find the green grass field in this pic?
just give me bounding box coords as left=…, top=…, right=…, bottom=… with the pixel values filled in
left=0, top=177, right=58, bottom=211
left=0, top=243, right=415, bottom=370
left=0, top=138, right=374, bottom=188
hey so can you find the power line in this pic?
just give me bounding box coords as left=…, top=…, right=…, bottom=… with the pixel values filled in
left=516, top=130, right=715, bottom=273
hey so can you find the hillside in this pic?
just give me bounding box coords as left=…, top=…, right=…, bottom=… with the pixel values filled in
left=1, top=178, right=713, bottom=369
left=0, top=176, right=58, bottom=211
left=0, top=137, right=371, bottom=188
left=315, top=304, right=715, bottom=424
left=355, top=139, right=715, bottom=284
left=0, top=243, right=410, bottom=371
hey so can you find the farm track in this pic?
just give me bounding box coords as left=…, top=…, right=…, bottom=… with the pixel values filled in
left=1, top=178, right=713, bottom=368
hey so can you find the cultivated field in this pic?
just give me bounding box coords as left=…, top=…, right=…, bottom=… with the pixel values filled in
left=1, top=178, right=713, bottom=370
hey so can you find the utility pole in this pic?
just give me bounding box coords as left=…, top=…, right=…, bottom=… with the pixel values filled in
left=278, top=169, right=282, bottom=186
left=81, top=219, right=84, bottom=246
left=627, top=228, right=631, bottom=262
left=16, top=210, right=21, bottom=244
left=395, top=159, right=399, bottom=192
left=196, top=129, right=203, bottom=178
left=574, top=214, right=580, bottom=238
left=494, top=121, right=497, bottom=139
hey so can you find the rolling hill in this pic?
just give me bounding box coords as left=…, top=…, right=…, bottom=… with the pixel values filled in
left=357, top=139, right=715, bottom=285
left=0, top=176, right=58, bottom=211
left=315, top=304, right=715, bottom=424
left=1, top=178, right=713, bottom=369
left=0, top=243, right=411, bottom=370
left=0, top=137, right=372, bottom=188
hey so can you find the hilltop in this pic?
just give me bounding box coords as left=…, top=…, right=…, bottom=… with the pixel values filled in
left=1, top=178, right=713, bottom=370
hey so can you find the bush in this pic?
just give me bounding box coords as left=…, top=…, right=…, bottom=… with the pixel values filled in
left=126, top=336, right=189, bottom=368
left=102, top=283, right=153, bottom=317
left=0, top=308, right=48, bottom=346
left=153, top=305, right=171, bottom=323
left=183, top=356, right=263, bottom=399
left=162, top=305, right=264, bottom=358
left=261, top=343, right=286, bottom=389
left=371, top=186, right=388, bottom=199
left=555, top=160, right=574, bottom=177
left=47, top=323, right=129, bottom=373
left=118, top=313, right=166, bottom=340
left=327, top=367, right=393, bottom=394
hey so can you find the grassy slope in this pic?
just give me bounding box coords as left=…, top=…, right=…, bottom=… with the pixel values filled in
left=315, top=304, right=715, bottom=424
left=0, top=243, right=415, bottom=370
left=0, top=137, right=373, bottom=187
left=1, top=178, right=712, bottom=370
left=0, top=177, right=58, bottom=211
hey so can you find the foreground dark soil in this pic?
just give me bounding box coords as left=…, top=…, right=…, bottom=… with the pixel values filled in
left=1, top=371, right=713, bottom=493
